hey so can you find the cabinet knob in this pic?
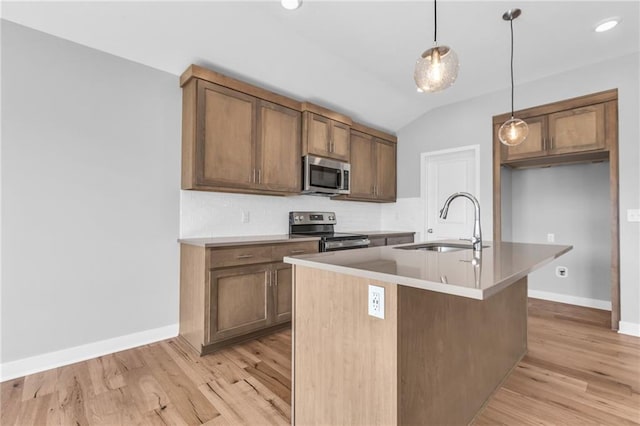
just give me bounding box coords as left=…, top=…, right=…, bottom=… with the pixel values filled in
left=427, top=228, right=434, bottom=233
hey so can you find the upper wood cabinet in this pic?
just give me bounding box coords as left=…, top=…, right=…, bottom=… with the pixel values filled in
left=338, top=123, right=397, bottom=203
left=547, top=103, right=606, bottom=155
left=181, top=66, right=301, bottom=195
left=496, top=89, right=616, bottom=167
left=302, top=103, right=351, bottom=162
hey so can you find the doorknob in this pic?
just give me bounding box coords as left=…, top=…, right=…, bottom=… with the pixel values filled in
left=427, top=228, right=434, bottom=233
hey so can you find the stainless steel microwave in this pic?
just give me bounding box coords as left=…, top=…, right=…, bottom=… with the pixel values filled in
left=302, top=155, right=350, bottom=195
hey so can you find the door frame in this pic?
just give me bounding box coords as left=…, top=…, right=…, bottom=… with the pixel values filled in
left=421, top=145, right=481, bottom=241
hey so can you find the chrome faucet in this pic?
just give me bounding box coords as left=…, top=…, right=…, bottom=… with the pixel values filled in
left=439, top=192, right=482, bottom=252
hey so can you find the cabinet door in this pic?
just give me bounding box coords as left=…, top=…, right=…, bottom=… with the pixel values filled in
left=256, top=100, right=302, bottom=193
left=375, top=139, right=397, bottom=202
left=304, top=112, right=331, bottom=158
left=208, top=264, right=270, bottom=343
left=330, top=121, right=351, bottom=161
left=548, top=104, right=605, bottom=155
left=501, top=115, right=547, bottom=162
left=272, top=263, right=293, bottom=324
left=349, top=131, right=376, bottom=199
left=197, top=81, right=255, bottom=188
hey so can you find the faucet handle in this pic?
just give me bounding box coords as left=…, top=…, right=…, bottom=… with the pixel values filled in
left=459, top=238, right=472, bottom=242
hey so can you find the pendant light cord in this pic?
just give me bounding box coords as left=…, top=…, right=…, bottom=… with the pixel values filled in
left=510, top=17, right=515, bottom=118
left=434, top=0, right=437, bottom=44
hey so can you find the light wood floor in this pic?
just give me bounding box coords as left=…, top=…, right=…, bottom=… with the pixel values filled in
left=2, top=299, right=639, bottom=425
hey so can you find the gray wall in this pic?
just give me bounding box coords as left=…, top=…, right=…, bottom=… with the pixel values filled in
left=1, top=21, right=181, bottom=362
left=397, top=52, right=640, bottom=325
left=511, top=163, right=611, bottom=302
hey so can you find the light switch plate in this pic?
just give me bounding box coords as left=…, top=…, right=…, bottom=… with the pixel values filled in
left=368, top=285, right=385, bottom=319
left=627, top=209, right=640, bottom=222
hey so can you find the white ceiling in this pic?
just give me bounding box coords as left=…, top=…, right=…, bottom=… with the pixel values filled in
left=2, top=1, right=639, bottom=132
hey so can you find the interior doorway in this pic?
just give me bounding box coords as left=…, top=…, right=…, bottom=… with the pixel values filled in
left=421, top=145, right=480, bottom=241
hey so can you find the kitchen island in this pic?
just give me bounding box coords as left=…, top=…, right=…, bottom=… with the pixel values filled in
left=284, top=240, right=571, bottom=426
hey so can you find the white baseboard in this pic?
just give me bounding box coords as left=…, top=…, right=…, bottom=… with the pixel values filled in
left=0, top=323, right=178, bottom=382
left=528, top=289, right=612, bottom=311
left=618, top=321, right=640, bottom=337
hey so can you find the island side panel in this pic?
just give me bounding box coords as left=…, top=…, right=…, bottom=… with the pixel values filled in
left=293, top=266, right=398, bottom=425
left=398, top=277, right=528, bottom=425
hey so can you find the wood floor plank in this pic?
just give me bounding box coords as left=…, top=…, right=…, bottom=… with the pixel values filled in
left=138, top=343, right=219, bottom=425
left=243, top=361, right=291, bottom=404
left=20, top=368, right=57, bottom=401
left=2, top=299, right=638, bottom=425
left=1, top=378, right=24, bottom=425
left=56, top=363, right=91, bottom=425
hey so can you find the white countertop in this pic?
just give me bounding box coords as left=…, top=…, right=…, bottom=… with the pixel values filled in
left=284, top=240, right=572, bottom=300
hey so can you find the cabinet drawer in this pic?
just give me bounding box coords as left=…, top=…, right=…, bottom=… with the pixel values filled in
left=368, top=237, right=386, bottom=247
left=273, top=241, right=319, bottom=260
left=210, top=245, right=274, bottom=268
left=387, top=235, right=414, bottom=246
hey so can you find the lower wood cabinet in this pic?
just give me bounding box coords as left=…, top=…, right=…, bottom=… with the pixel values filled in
left=179, top=240, right=316, bottom=355
left=272, top=262, right=293, bottom=324
left=208, top=264, right=271, bottom=343
left=208, top=262, right=293, bottom=344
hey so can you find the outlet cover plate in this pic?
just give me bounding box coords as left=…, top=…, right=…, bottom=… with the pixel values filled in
left=368, top=285, right=385, bottom=319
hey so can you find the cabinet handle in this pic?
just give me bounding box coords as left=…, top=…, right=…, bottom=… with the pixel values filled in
left=371, top=185, right=375, bottom=195
left=236, top=254, right=254, bottom=259
left=290, top=249, right=306, bottom=254
left=258, top=169, right=261, bottom=184
left=549, top=137, right=554, bottom=149
left=329, top=139, right=333, bottom=153
left=252, top=169, right=256, bottom=183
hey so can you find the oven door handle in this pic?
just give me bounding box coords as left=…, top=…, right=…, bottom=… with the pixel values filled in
left=324, top=238, right=370, bottom=250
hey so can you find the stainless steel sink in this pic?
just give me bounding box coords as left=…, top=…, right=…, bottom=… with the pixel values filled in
left=394, top=242, right=488, bottom=252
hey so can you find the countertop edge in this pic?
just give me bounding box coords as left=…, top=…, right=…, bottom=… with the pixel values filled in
left=285, top=243, right=573, bottom=300
left=179, top=235, right=320, bottom=247
left=285, top=256, right=485, bottom=300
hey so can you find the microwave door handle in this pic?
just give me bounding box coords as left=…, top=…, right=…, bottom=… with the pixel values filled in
left=336, top=170, right=342, bottom=188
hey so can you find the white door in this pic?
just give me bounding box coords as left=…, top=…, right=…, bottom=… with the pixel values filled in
left=421, top=146, right=479, bottom=241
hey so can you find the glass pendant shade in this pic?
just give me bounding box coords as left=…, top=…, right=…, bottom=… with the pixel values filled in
left=414, top=46, right=459, bottom=93
left=498, top=117, right=529, bottom=146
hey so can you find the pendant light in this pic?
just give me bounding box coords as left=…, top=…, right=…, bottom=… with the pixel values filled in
left=414, top=0, right=459, bottom=93
left=498, top=8, right=528, bottom=146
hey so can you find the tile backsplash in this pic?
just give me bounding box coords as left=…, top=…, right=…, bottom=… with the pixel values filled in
left=180, top=190, right=385, bottom=238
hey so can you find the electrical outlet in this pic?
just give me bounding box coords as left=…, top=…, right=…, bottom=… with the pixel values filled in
left=628, top=209, right=640, bottom=222
left=241, top=211, right=250, bottom=223
left=556, top=266, right=568, bottom=278
left=368, top=285, right=385, bottom=319
left=547, top=233, right=555, bottom=243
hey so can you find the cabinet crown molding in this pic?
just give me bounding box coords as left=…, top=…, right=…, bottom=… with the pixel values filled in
left=301, top=102, right=352, bottom=126
left=492, top=88, right=618, bottom=124
left=181, top=64, right=301, bottom=111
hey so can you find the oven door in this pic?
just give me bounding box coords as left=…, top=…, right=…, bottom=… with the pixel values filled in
left=322, top=238, right=370, bottom=252
left=303, top=155, right=350, bottom=195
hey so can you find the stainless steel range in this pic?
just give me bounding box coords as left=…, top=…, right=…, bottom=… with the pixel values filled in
left=289, top=211, right=370, bottom=252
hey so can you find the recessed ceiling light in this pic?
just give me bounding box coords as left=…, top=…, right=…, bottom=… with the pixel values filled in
left=595, top=18, right=620, bottom=33
left=281, top=0, right=302, bottom=10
